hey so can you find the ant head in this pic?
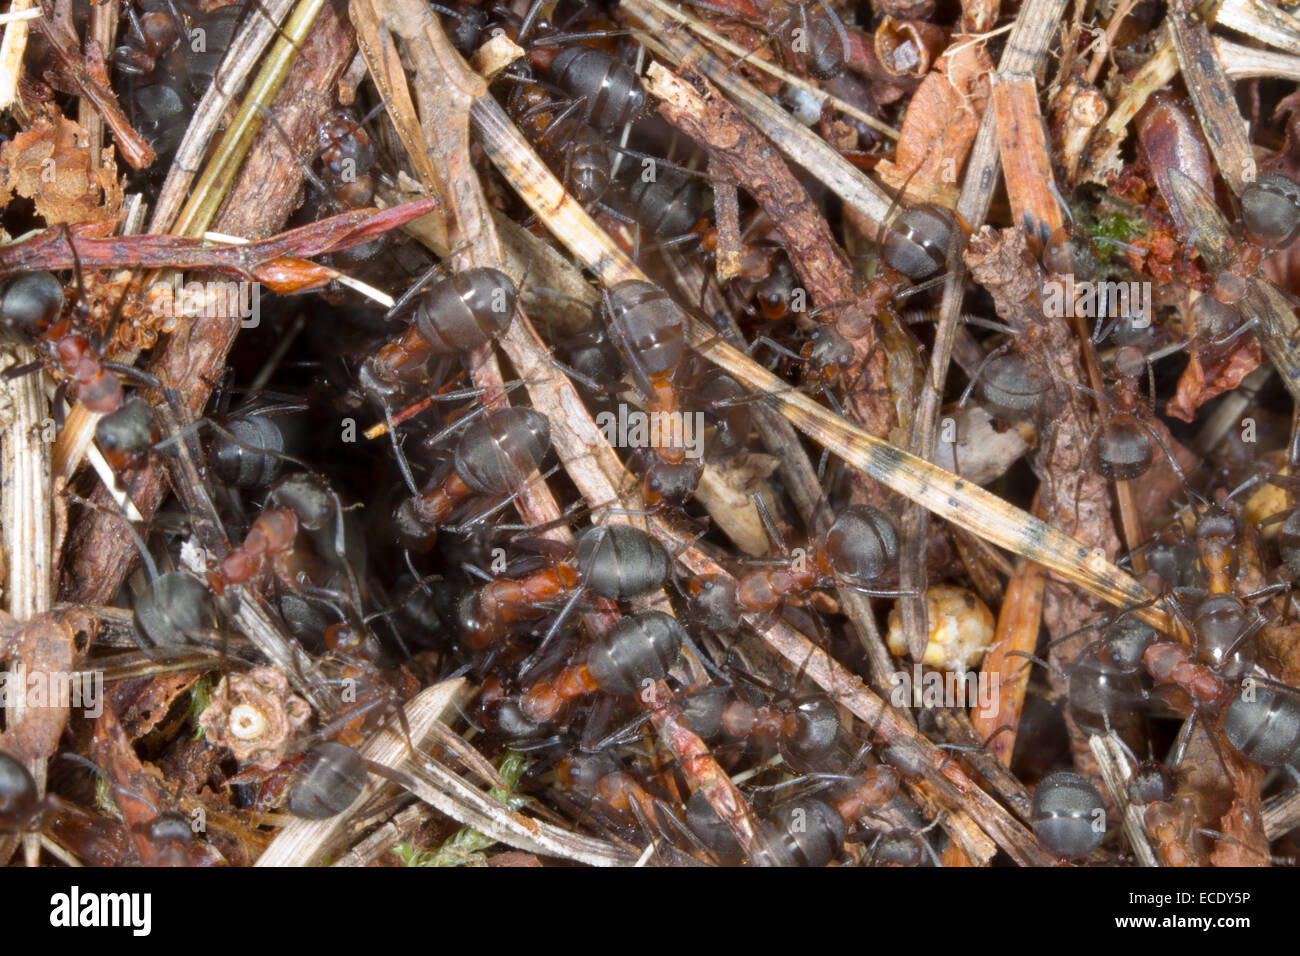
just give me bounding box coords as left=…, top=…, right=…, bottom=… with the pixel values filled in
left=1097, top=614, right=1158, bottom=673
left=1112, top=345, right=1146, bottom=381
left=804, top=325, right=854, bottom=377
left=1194, top=501, right=1237, bottom=545
left=686, top=573, right=741, bottom=634
left=1041, top=226, right=1097, bottom=280
left=1128, top=760, right=1175, bottom=805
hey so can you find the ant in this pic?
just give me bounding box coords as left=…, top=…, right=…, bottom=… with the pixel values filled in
left=748, top=765, right=908, bottom=867
left=113, top=0, right=243, bottom=160
left=685, top=502, right=901, bottom=620
left=600, top=279, right=706, bottom=505
left=394, top=405, right=553, bottom=549
left=519, top=609, right=687, bottom=723
left=678, top=674, right=840, bottom=773
left=679, top=0, right=854, bottom=82
left=458, top=523, right=669, bottom=652
left=359, top=267, right=518, bottom=407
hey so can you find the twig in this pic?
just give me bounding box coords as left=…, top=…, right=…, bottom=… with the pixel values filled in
left=0, top=0, right=38, bottom=111
left=1088, top=733, right=1159, bottom=867
left=646, top=61, right=895, bottom=439
left=471, top=80, right=1165, bottom=630
left=0, top=344, right=54, bottom=866
left=0, top=200, right=437, bottom=279
left=149, top=0, right=299, bottom=234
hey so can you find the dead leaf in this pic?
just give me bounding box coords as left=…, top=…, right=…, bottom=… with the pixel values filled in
left=1165, top=338, right=1263, bottom=423
left=877, top=38, right=993, bottom=206
left=0, top=107, right=124, bottom=225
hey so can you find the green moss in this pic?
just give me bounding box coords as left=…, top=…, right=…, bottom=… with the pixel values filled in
left=391, top=752, right=532, bottom=868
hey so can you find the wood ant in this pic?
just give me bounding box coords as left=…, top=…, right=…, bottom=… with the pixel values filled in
left=685, top=503, right=900, bottom=620
left=458, top=523, right=669, bottom=651
left=519, top=609, right=686, bottom=723
left=360, top=267, right=518, bottom=406
left=0, top=269, right=134, bottom=414
left=748, top=765, right=905, bottom=867
left=394, top=405, right=553, bottom=547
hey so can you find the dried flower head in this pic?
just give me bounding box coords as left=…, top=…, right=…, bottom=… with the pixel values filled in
left=199, top=667, right=311, bottom=770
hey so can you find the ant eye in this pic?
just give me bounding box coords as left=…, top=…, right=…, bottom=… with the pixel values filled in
left=1241, top=172, right=1300, bottom=248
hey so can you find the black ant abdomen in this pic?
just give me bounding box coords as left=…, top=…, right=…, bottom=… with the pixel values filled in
left=1092, top=416, right=1153, bottom=481
left=0, top=750, right=41, bottom=831
left=456, top=406, right=552, bottom=496
left=882, top=205, right=956, bottom=281
left=363, top=268, right=518, bottom=399
left=576, top=524, right=670, bottom=601
left=1068, top=645, right=1144, bottom=736
left=548, top=46, right=647, bottom=131
left=679, top=685, right=729, bottom=738
left=1031, top=771, right=1105, bottom=860
left=1239, top=172, right=1300, bottom=249
left=823, top=504, right=899, bottom=582
left=585, top=610, right=685, bottom=697
left=1223, top=683, right=1300, bottom=767
left=622, top=166, right=705, bottom=240
left=755, top=797, right=845, bottom=867
left=286, top=741, right=368, bottom=819
left=606, top=280, right=686, bottom=391
left=782, top=698, right=840, bottom=768
left=977, top=353, right=1051, bottom=424
left=208, top=408, right=303, bottom=489
left=413, top=268, right=518, bottom=355
left=685, top=789, right=744, bottom=863
left=0, top=271, right=63, bottom=338
left=133, top=570, right=218, bottom=647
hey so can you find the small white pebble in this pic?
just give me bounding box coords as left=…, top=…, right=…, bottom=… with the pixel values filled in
left=887, top=584, right=995, bottom=671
